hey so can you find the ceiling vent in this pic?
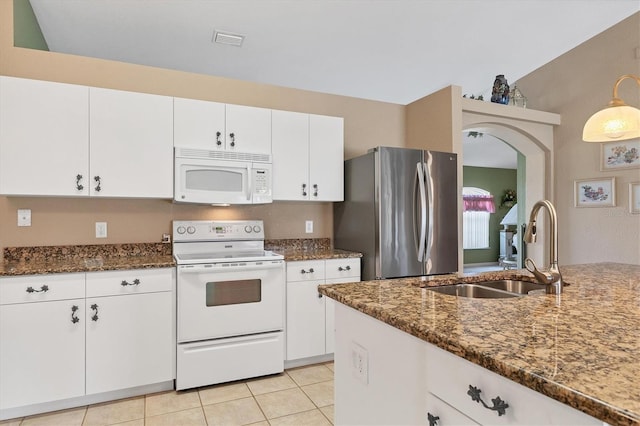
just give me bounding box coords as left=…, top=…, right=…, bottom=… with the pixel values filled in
left=213, top=30, right=245, bottom=47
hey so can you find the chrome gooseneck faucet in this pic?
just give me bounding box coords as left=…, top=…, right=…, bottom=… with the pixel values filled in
left=523, top=200, right=563, bottom=294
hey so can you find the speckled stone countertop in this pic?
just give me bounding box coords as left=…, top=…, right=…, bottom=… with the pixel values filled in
left=318, top=263, right=640, bottom=426
left=265, top=238, right=362, bottom=261
left=0, top=243, right=174, bottom=276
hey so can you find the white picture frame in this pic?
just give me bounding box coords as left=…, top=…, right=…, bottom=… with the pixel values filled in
left=630, top=182, right=640, bottom=214
left=574, top=177, right=616, bottom=208
left=600, top=140, right=640, bottom=171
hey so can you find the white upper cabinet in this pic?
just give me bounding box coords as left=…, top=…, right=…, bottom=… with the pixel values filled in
left=0, top=76, right=90, bottom=196
left=225, top=104, right=271, bottom=154
left=272, top=111, right=344, bottom=201
left=0, top=77, right=173, bottom=198
left=174, top=97, right=226, bottom=150
left=174, top=98, right=271, bottom=154
left=89, top=87, right=173, bottom=198
left=309, top=114, right=344, bottom=201
left=272, top=110, right=310, bottom=200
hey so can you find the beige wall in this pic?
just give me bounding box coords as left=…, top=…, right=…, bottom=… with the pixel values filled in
left=0, top=1, right=405, bottom=256
left=517, top=12, right=640, bottom=265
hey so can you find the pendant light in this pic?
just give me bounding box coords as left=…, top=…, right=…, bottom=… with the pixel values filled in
left=582, top=74, right=640, bottom=142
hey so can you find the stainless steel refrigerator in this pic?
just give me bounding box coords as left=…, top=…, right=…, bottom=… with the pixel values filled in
left=334, top=146, right=458, bottom=280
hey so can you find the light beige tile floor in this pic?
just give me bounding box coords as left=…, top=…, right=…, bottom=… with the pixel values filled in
left=1, top=362, right=334, bottom=426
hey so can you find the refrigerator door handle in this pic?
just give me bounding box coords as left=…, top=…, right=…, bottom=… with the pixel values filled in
left=413, top=162, right=427, bottom=262
left=423, top=159, right=435, bottom=268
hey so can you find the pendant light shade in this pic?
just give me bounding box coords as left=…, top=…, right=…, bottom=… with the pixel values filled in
left=582, top=74, right=640, bottom=143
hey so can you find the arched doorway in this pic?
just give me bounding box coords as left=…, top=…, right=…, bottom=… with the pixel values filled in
left=458, top=111, right=557, bottom=271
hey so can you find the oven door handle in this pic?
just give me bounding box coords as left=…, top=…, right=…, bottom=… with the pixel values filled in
left=178, top=262, right=284, bottom=273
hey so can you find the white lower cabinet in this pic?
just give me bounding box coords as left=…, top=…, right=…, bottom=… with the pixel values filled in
left=285, top=258, right=360, bottom=362
left=0, top=268, right=174, bottom=416
left=334, top=302, right=602, bottom=426
left=85, top=268, right=174, bottom=395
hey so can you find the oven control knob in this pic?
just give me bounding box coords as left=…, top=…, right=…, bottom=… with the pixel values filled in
left=187, top=226, right=196, bottom=234
left=244, top=225, right=252, bottom=233
left=176, top=226, right=186, bottom=234
left=253, top=225, right=261, bottom=233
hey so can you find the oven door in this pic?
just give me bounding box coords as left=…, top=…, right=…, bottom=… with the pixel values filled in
left=177, top=260, right=285, bottom=343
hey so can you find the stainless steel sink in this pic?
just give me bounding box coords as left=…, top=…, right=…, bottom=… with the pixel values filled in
left=427, top=280, right=546, bottom=299
left=474, top=280, right=547, bottom=295
left=427, top=284, right=521, bottom=299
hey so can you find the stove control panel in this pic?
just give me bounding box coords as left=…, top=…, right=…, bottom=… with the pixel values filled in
left=173, top=220, right=265, bottom=241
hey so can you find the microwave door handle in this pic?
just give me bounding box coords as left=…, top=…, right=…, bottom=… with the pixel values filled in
left=247, top=164, right=252, bottom=201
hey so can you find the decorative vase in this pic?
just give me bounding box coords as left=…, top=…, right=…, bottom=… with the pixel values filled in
left=491, top=75, right=510, bottom=105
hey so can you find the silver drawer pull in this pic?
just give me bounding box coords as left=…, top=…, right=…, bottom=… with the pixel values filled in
left=338, top=266, right=351, bottom=271
left=26, top=285, right=49, bottom=293
left=121, top=279, right=141, bottom=286
left=300, top=268, right=315, bottom=274
left=467, top=385, right=509, bottom=416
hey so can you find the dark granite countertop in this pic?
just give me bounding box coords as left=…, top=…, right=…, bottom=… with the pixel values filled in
left=318, top=263, right=640, bottom=426
left=0, top=243, right=175, bottom=276
left=265, top=238, right=362, bottom=261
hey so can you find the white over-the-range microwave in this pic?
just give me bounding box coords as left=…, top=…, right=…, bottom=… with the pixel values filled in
left=174, top=147, right=272, bottom=205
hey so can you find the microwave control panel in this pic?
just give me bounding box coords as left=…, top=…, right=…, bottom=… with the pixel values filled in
left=253, top=169, right=269, bottom=194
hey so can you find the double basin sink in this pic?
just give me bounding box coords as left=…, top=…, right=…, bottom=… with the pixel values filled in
left=427, top=280, right=547, bottom=299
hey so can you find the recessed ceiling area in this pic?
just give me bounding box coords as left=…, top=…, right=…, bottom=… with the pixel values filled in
left=462, top=133, right=517, bottom=169
left=28, top=0, right=639, bottom=105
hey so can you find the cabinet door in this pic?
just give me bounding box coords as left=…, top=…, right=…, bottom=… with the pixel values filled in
left=0, top=76, right=89, bottom=196
left=286, top=280, right=326, bottom=360
left=89, top=87, right=173, bottom=198
left=0, top=300, right=85, bottom=409
left=309, top=114, right=344, bottom=201
left=225, top=104, right=271, bottom=154
left=174, top=97, right=226, bottom=150
left=272, top=110, right=310, bottom=200
left=86, top=292, right=173, bottom=394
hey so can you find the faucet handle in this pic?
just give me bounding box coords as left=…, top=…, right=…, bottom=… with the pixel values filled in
left=525, top=258, right=562, bottom=288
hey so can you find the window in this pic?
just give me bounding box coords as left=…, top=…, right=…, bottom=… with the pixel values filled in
left=462, top=187, right=493, bottom=249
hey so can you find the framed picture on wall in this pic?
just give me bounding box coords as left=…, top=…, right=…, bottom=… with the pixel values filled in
left=630, top=182, right=640, bottom=214
left=574, top=177, right=616, bottom=208
left=600, top=140, right=640, bottom=171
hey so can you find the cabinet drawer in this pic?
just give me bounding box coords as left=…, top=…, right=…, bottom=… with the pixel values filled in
left=86, top=268, right=173, bottom=297
left=426, top=392, right=479, bottom=425
left=286, top=261, right=325, bottom=282
left=0, top=273, right=85, bottom=305
left=426, top=344, right=600, bottom=425
left=324, top=258, right=360, bottom=280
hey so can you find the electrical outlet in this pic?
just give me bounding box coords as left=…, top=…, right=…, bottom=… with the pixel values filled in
left=95, top=222, right=107, bottom=238
left=17, top=209, right=31, bottom=227
left=351, top=342, right=368, bottom=385
left=305, top=220, right=313, bottom=233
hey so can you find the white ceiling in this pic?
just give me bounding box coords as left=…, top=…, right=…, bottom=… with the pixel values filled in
left=29, top=0, right=639, bottom=106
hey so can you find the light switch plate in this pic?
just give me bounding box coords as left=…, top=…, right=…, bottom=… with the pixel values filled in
left=305, top=220, right=313, bottom=233
left=17, top=209, right=31, bottom=227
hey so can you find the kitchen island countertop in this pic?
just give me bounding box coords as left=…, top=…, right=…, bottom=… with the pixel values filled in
left=319, top=263, right=640, bottom=426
